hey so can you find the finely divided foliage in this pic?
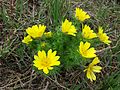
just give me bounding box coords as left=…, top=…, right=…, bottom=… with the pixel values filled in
left=22, top=7, right=111, bottom=82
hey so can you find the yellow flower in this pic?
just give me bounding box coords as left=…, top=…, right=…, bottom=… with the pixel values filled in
left=82, top=25, right=97, bottom=39
left=75, top=8, right=90, bottom=22
left=44, top=31, right=52, bottom=38
left=22, top=35, right=32, bottom=44
left=33, top=49, right=60, bottom=74
left=62, top=19, right=77, bottom=36
left=97, top=26, right=111, bottom=45
left=84, top=57, right=102, bottom=82
left=26, top=24, right=46, bottom=38
left=79, top=41, right=96, bottom=58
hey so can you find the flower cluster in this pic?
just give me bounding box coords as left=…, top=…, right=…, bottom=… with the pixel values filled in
left=22, top=7, right=111, bottom=82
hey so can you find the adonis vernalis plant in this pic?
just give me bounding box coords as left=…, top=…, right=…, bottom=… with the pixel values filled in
left=22, top=7, right=111, bottom=82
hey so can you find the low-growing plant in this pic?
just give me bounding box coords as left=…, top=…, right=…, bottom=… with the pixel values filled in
left=22, top=7, right=111, bottom=82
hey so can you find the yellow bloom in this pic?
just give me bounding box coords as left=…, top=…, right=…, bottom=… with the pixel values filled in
left=26, top=24, right=46, bottom=38
left=97, top=27, right=111, bottom=45
left=82, top=25, right=97, bottom=39
left=62, top=19, right=77, bottom=36
left=84, top=57, right=102, bottom=82
left=33, top=49, right=60, bottom=74
left=22, top=35, right=32, bottom=44
left=44, top=31, right=52, bottom=38
left=79, top=41, right=96, bottom=58
left=75, top=8, right=90, bottom=22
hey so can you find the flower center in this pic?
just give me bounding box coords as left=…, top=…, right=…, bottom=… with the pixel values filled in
left=42, top=59, right=51, bottom=67
left=82, top=49, right=88, bottom=55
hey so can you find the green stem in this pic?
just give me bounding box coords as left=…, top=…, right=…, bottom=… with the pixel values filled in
left=82, top=23, right=84, bottom=30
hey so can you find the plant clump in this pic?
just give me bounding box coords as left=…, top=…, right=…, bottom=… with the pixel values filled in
left=22, top=7, right=111, bottom=82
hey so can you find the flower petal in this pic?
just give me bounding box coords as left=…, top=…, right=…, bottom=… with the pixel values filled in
left=79, top=41, right=84, bottom=54
left=86, top=48, right=96, bottom=58
left=84, top=42, right=90, bottom=51
left=87, top=70, right=96, bottom=81
left=92, top=66, right=102, bottom=73
left=52, top=51, right=57, bottom=57
left=87, top=70, right=92, bottom=81
left=48, top=67, right=53, bottom=70
left=38, top=50, right=46, bottom=60
left=52, top=61, right=60, bottom=66
left=34, top=55, right=39, bottom=60
left=90, top=71, right=96, bottom=81
left=43, top=67, right=49, bottom=74
left=91, top=57, right=100, bottom=65
left=47, top=49, right=52, bottom=57
left=53, top=56, right=60, bottom=61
